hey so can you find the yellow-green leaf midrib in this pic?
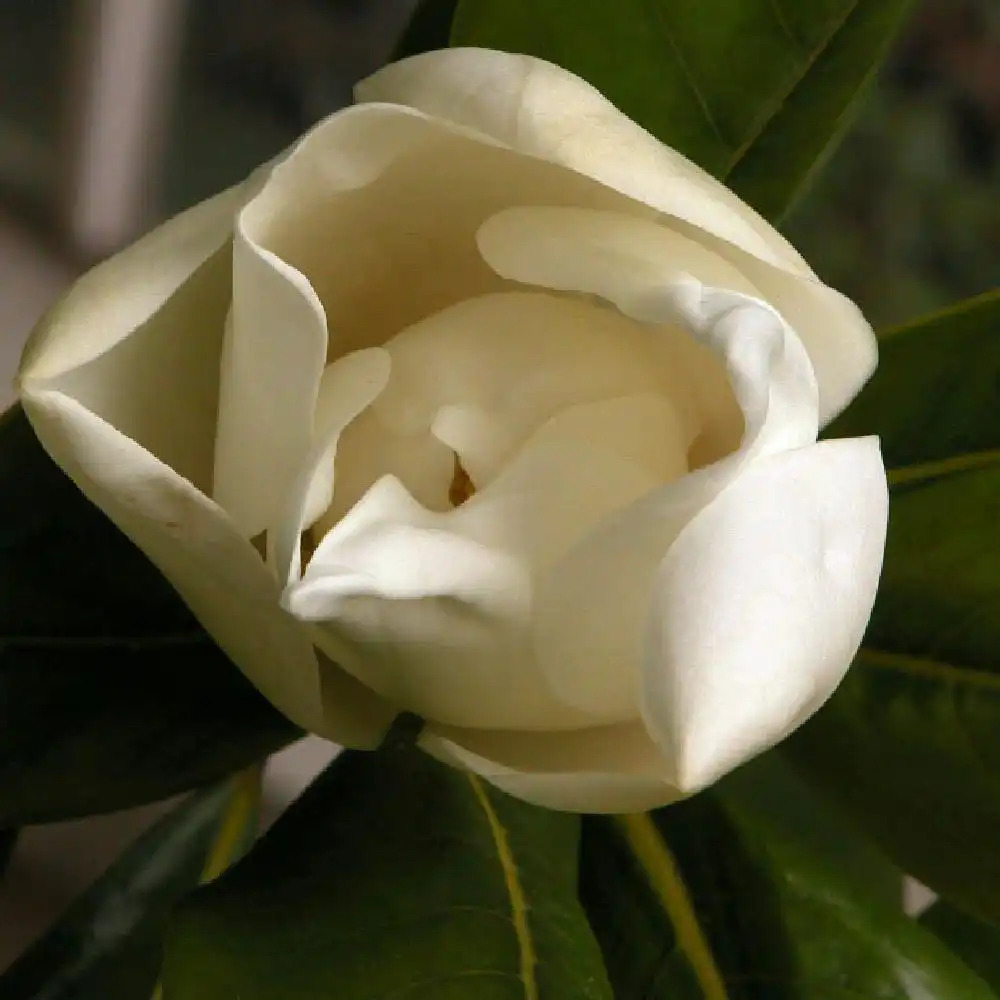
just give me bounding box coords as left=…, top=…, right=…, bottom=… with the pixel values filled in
left=615, top=813, right=730, bottom=1000
left=469, top=774, right=539, bottom=1000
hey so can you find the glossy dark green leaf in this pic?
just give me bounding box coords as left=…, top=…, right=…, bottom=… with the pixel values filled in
left=788, top=461, right=1000, bottom=923
left=162, top=742, right=612, bottom=1000
left=394, top=0, right=458, bottom=59
left=827, top=288, right=1000, bottom=471
left=922, top=902, right=1000, bottom=992
left=0, top=407, right=298, bottom=824
left=0, top=773, right=259, bottom=1000
left=451, top=0, right=915, bottom=220
left=581, top=754, right=995, bottom=999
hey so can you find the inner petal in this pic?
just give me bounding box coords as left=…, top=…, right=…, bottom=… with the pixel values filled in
left=449, top=392, right=690, bottom=571
left=284, top=390, right=689, bottom=730
left=378, top=290, right=696, bottom=488
left=477, top=206, right=748, bottom=467
left=305, top=290, right=696, bottom=545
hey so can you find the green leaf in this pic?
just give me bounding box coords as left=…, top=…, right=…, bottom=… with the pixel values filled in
left=581, top=754, right=996, bottom=999
left=395, top=0, right=458, bottom=60
left=0, top=771, right=260, bottom=1000
left=922, top=902, right=1000, bottom=992
left=162, top=743, right=612, bottom=1000
left=827, top=289, right=1000, bottom=472
left=0, top=407, right=298, bottom=824
left=788, top=461, right=1000, bottom=924
left=451, top=0, right=915, bottom=220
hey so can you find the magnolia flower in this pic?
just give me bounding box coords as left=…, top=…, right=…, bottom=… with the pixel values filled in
left=18, top=48, right=887, bottom=812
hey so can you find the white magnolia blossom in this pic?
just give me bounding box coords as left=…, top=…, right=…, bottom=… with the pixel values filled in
left=17, top=48, right=888, bottom=812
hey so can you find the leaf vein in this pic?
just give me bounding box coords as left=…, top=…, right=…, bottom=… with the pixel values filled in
left=640, top=0, right=733, bottom=152
left=615, top=813, right=730, bottom=1000
left=723, top=0, right=861, bottom=176
left=860, top=647, right=1000, bottom=693
left=469, top=775, right=538, bottom=1000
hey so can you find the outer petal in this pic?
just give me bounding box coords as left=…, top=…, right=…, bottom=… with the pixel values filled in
left=17, top=185, right=252, bottom=496
left=642, top=437, right=888, bottom=794
left=420, top=723, right=681, bottom=813
left=358, top=49, right=806, bottom=272
left=233, top=102, right=629, bottom=359
left=361, top=51, right=876, bottom=422
left=532, top=282, right=820, bottom=722
left=24, top=247, right=231, bottom=496
left=19, top=387, right=392, bottom=746
left=18, top=182, right=245, bottom=383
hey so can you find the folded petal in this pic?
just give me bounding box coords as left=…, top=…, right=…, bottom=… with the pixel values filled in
left=685, top=231, right=877, bottom=424
left=268, top=347, right=392, bottom=587
left=283, top=475, right=569, bottom=729
left=477, top=206, right=863, bottom=442
left=19, top=387, right=390, bottom=745
left=477, top=207, right=747, bottom=464
left=642, top=437, right=888, bottom=794
left=421, top=722, right=681, bottom=813
left=532, top=283, right=820, bottom=722
left=212, top=210, right=329, bottom=538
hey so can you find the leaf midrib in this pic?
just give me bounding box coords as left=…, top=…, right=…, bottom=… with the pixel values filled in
left=469, top=775, right=538, bottom=1000
left=722, top=0, right=862, bottom=176
left=615, top=813, right=730, bottom=1000
left=859, top=647, right=1000, bottom=694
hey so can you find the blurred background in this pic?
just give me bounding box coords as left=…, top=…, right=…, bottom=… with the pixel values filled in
left=0, top=0, right=996, bottom=970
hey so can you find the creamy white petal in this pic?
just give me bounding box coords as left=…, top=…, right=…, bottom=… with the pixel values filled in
left=371, top=291, right=691, bottom=486
left=28, top=248, right=230, bottom=496
left=18, top=182, right=244, bottom=383
left=212, top=212, right=329, bottom=538
left=642, top=436, right=888, bottom=794
left=361, top=51, right=875, bottom=423
left=421, top=722, right=681, bottom=813
left=236, top=102, right=652, bottom=358
left=283, top=475, right=574, bottom=729
left=479, top=206, right=875, bottom=429
left=478, top=206, right=761, bottom=307
left=450, top=393, right=688, bottom=570
left=681, top=230, right=877, bottom=424
left=268, top=347, right=391, bottom=587
left=316, top=410, right=456, bottom=533
left=283, top=391, right=683, bottom=730
left=533, top=283, right=821, bottom=721
left=358, top=49, right=809, bottom=274
left=478, top=207, right=826, bottom=454
left=316, top=654, right=399, bottom=750
left=20, top=387, right=332, bottom=736
left=668, top=281, right=819, bottom=459
left=477, top=207, right=746, bottom=464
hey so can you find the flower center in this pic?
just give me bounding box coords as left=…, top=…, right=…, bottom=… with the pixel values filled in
left=448, top=454, right=476, bottom=507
